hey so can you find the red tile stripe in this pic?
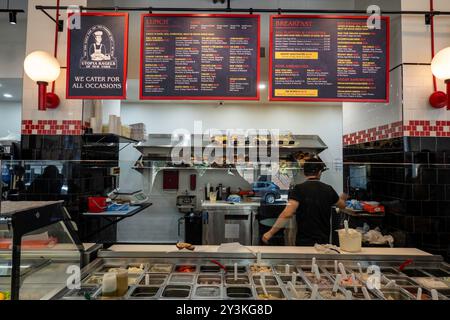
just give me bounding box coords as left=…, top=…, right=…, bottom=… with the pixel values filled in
left=21, top=120, right=85, bottom=135
left=343, top=121, right=403, bottom=146
left=343, top=120, right=450, bottom=146
left=404, top=120, right=450, bottom=137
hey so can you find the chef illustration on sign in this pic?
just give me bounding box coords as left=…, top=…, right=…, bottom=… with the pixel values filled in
left=89, top=30, right=110, bottom=61
left=80, top=25, right=117, bottom=69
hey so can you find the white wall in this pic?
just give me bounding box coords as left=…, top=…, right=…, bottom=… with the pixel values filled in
left=0, top=102, right=22, bottom=137
left=401, top=0, right=450, bottom=123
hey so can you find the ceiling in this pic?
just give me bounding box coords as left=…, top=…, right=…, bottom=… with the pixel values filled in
left=0, top=78, right=22, bottom=102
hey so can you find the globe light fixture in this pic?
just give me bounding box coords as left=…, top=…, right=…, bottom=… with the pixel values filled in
left=24, top=51, right=61, bottom=111
left=430, top=47, right=450, bottom=110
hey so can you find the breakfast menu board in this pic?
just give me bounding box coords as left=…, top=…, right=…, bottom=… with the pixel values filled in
left=140, top=14, right=260, bottom=100
left=270, top=16, right=389, bottom=102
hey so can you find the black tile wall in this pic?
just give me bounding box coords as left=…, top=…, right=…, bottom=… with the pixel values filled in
left=344, top=136, right=450, bottom=261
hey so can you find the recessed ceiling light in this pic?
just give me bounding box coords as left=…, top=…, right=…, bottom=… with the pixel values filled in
left=3, top=93, right=13, bottom=98
left=258, top=83, right=267, bottom=90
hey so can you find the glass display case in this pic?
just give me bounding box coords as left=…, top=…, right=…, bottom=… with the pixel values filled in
left=0, top=201, right=85, bottom=300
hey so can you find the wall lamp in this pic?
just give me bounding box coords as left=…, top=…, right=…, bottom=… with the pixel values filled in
left=430, top=47, right=450, bottom=110
left=24, top=51, right=61, bottom=111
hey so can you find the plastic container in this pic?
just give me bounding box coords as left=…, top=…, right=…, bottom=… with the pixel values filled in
left=88, top=197, right=107, bottom=213
left=337, top=229, right=362, bottom=252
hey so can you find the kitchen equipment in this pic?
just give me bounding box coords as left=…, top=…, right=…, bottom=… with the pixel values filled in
left=107, top=190, right=149, bottom=205
left=202, top=204, right=258, bottom=245
left=176, top=193, right=196, bottom=213
left=178, top=211, right=202, bottom=245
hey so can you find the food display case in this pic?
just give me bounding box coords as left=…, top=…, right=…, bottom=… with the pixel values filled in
left=49, top=245, right=450, bottom=300
left=0, top=201, right=101, bottom=300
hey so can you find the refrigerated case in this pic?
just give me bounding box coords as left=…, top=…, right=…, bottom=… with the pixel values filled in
left=49, top=245, right=450, bottom=300
left=0, top=201, right=100, bottom=300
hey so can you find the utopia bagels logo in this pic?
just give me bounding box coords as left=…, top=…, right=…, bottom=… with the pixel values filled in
left=80, top=25, right=117, bottom=69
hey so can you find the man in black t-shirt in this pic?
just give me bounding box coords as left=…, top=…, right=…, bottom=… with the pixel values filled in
left=262, top=158, right=347, bottom=246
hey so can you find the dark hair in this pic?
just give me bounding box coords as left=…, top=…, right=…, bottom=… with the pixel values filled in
left=303, top=158, right=326, bottom=176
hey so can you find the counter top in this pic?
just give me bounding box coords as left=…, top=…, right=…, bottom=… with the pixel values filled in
left=106, top=244, right=431, bottom=257
left=0, top=201, right=64, bottom=216
left=201, top=201, right=260, bottom=208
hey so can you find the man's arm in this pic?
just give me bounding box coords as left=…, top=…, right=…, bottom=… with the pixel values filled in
left=335, top=193, right=348, bottom=210
left=262, top=199, right=299, bottom=243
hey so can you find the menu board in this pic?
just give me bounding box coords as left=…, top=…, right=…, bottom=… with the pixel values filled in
left=66, top=13, right=128, bottom=99
left=270, top=15, right=389, bottom=102
left=140, top=14, right=260, bottom=100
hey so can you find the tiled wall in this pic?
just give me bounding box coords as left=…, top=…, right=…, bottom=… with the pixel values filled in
left=21, top=120, right=85, bottom=136
left=344, top=120, right=450, bottom=146
left=344, top=136, right=450, bottom=261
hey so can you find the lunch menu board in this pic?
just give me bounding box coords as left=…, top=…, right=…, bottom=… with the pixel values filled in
left=66, top=13, right=128, bottom=99
left=140, top=14, right=260, bottom=100
left=270, top=16, right=389, bottom=102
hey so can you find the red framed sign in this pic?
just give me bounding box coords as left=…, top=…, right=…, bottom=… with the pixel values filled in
left=140, top=14, right=260, bottom=100
left=269, top=15, right=390, bottom=103
left=66, top=12, right=129, bottom=99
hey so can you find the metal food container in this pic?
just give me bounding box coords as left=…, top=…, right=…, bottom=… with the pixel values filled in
left=255, top=286, right=286, bottom=300
left=274, top=264, right=296, bottom=274
left=252, top=275, right=279, bottom=286
left=285, top=285, right=312, bottom=300
left=197, top=274, right=222, bottom=285
left=161, top=285, right=192, bottom=299
left=225, top=265, right=247, bottom=274
left=192, top=285, right=222, bottom=299
left=199, top=265, right=222, bottom=273
left=148, top=264, right=173, bottom=273
left=128, top=286, right=160, bottom=299
left=82, top=273, right=105, bottom=286
left=318, top=288, right=347, bottom=300
left=278, top=274, right=307, bottom=286
left=169, top=273, right=196, bottom=284
left=174, top=265, right=197, bottom=273
left=226, top=286, right=254, bottom=299
left=139, top=273, right=168, bottom=286
left=382, top=276, right=420, bottom=287
left=400, top=269, right=429, bottom=277
left=225, top=275, right=250, bottom=285
left=379, top=288, right=413, bottom=300
left=249, top=264, right=272, bottom=274
left=63, top=286, right=100, bottom=300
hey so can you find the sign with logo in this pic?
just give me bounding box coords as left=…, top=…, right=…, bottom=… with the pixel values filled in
left=140, top=14, right=260, bottom=100
left=270, top=15, right=389, bottom=102
left=66, top=13, right=128, bottom=99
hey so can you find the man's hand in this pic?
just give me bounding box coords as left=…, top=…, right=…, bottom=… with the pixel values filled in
left=262, top=231, right=273, bottom=244
left=340, top=193, right=349, bottom=201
